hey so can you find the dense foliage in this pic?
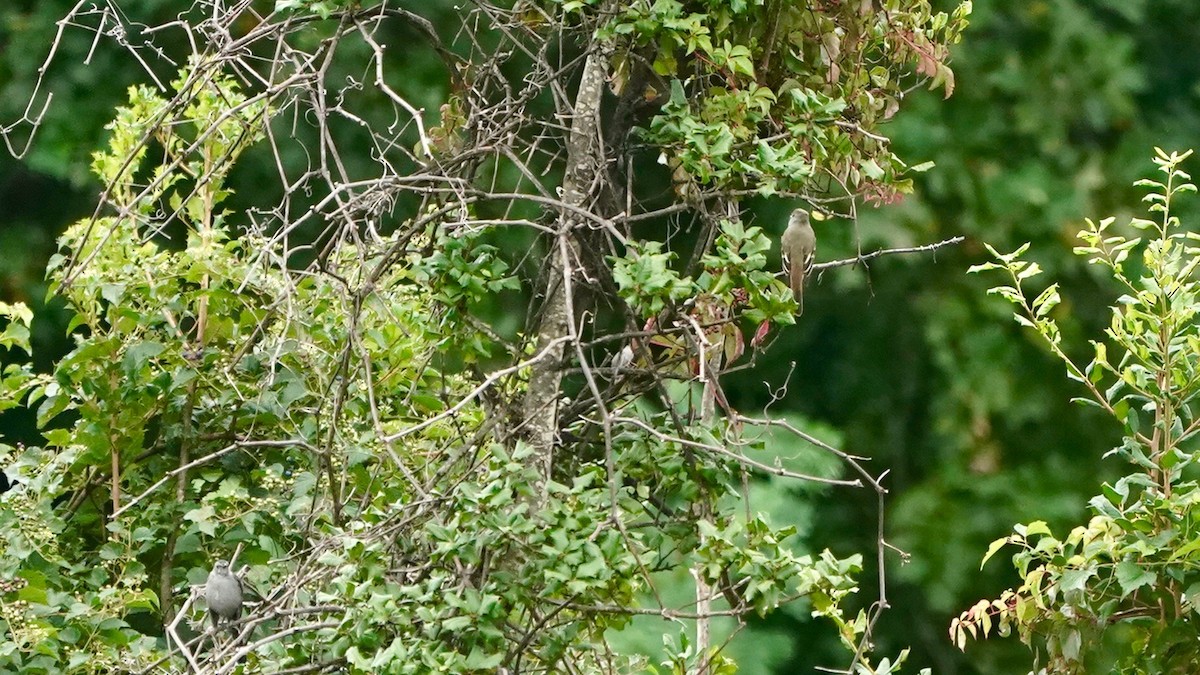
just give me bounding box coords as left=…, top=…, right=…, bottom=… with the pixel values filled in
left=7, top=1, right=1200, bottom=674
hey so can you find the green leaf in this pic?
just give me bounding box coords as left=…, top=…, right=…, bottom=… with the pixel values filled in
left=122, top=340, right=166, bottom=374
left=1168, top=536, right=1200, bottom=563
left=980, top=537, right=1011, bottom=569
left=1059, top=567, right=1093, bottom=592
left=1020, top=521, right=1051, bottom=537
left=183, top=504, right=218, bottom=537
left=1115, top=559, right=1156, bottom=597
left=860, top=158, right=885, bottom=180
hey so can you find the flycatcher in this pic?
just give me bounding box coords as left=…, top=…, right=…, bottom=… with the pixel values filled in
left=781, top=208, right=816, bottom=314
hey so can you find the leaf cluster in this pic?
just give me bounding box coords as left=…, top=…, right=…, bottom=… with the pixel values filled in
left=606, top=0, right=969, bottom=200
left=954, top=149, right=1200, bottom=674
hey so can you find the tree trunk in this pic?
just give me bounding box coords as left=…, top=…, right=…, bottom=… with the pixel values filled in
left=522, top=17, right=611, bottom=491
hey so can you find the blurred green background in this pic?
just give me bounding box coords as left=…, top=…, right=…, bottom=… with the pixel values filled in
left=4, top=1, right=1200, bottom=672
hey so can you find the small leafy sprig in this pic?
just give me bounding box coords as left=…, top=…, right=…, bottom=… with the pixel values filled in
left=953, top=149, right=1200, bottom=673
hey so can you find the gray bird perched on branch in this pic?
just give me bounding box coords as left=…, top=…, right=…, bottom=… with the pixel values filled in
left=205, top=560, right=243, bottom=630
left=781, top=208, right=816, bottom=314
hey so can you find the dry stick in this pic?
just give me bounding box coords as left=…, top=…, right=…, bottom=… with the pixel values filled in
left=382, top=335, right=573, bottom=442
left=811, top=235, right=965, bottom=273
left=316, top=287, right=358, bottom=528
left=158, top=378, right=199, bottom=625
left=165, top=587, right=202, bottom=673
left=737, top=416, right=891, bottom=673
left=558, top=592, right=809, bottom=620
left=214, top=622, right=341, bottom=675
left=357, top=20, right=432, bottom=159
left=688, top=300, right=727, bottom=675
left=509, top=593, right=580, bottom=672
left=558, top=242, right=615, bottom=505
left=468, top=190, right=629, bottom=246
left=269, top=661, right=346, bottom=675
left=159, top=114, right=224, bottom=626
left=112, top=439, right=311, bottom=519
left=361, top=350, right=429, bottom=499
left=554, top=217, right=670, bottom=608
left=0, top=0, right=86, bottom=157
left=613, top=415, right=861, bottom=487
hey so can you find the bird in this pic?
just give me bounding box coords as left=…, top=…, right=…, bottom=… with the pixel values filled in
left=205, top=560, right=243, bottom=630
left=611, top=343, right=635, bottom=374
left=780, top=208, right=816, bottom=314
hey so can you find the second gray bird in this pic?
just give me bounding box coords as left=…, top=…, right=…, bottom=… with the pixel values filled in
left=205, top=560, right=243, bottom=630
left=781, top=208, right=816, bottom=314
